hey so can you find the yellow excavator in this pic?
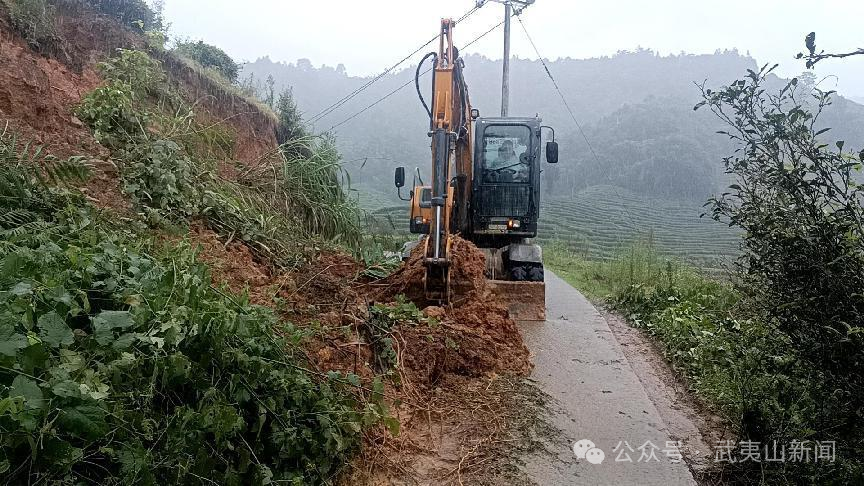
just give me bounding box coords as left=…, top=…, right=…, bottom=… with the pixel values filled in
left=394, top=17, right=558, bottom=320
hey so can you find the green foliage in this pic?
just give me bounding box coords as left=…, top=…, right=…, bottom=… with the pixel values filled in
left=695, top=65, right=864, bottom=481
left=77, top=49, right=361, bottom=258
left=0, top=162, right=383, bottom=483
left=76, top=49, right=164, bottom=146
left=202, top=181, right=307, bottom=268
left=275, top=88, right=307, bottom=145
left=358, top=235, right=403, bottom=279
left=365, top=297, right=436, bottom=373
left=174, top=40, right=240, bottom=83
left=119, top=138, right=202, bottom=217
left=3, top=0, right=55, bottom=49
left=238, top=136, right=362, bottom=252
left=82, top=0, right=161, bottom=31
left=0, top=127, right=91, bottom=232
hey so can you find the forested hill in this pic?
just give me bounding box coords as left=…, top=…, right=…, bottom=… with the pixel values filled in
left=243, top=49, right=864, bottom=202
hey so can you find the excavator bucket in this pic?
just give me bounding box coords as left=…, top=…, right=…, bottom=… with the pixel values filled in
left=480, top=247, right=546, bottom=321
left=487, top=280, right=546, bottom=321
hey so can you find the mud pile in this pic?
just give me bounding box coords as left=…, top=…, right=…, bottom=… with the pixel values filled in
left=373, top=236, right=532, bottom=386
left=376, top=235, right=488, bottom=306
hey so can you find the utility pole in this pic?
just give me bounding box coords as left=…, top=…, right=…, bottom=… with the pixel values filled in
left=501, top=2, right=511, bottom=116
left=476, top=0, right=535, bottom=117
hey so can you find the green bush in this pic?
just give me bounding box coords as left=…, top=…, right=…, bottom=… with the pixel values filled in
left=119, top=138, right=202, bottom=217
left=275, top=88, right=307, bottom=146
left=174, top=40, right=240, bottom=83
left=76, top=49, right=163, bottom=146
left=3, top=0, right=56, bottom=49
left=0, top=143, right=384, bottom=483
left=82, top=0, right=160, bottom=31
left=698, top=65, right=864, bottom=481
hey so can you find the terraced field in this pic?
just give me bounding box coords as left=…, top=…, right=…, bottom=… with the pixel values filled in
left=359, top=184, right=740, bottom=269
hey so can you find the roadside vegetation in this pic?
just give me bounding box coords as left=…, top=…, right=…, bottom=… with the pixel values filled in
left=550, top=65, right=864, bottom=484
left=0, top=134, right=382, bottom=482
left=0, top=1, right=384, bottom=482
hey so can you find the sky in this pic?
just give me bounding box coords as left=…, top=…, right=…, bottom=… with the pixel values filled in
left=161, top=0, right=864, bottom=98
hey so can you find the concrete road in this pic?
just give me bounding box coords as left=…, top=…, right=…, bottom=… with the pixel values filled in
left=517, top=271, right=697, bottom=485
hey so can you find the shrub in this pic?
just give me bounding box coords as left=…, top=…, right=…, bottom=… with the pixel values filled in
left=75, top=49, right=164, bottom=146
left=275, top=88, right=307, bottom=145
left=119, top=138, right=202, bottom=217
left=82, top=0, right=159, bottom=31
left=0, top=138, right=384, bottom=483
left=3, top=0, right=56, bottom=49
left=696, top=65, right=864, bottom=481
left=174, top=40, right=240, bottom=83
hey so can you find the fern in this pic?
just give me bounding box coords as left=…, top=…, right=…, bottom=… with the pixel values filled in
left=0, top=126, right=91, bottom=224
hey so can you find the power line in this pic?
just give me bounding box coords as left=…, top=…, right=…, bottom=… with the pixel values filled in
left=515, top=15, right=600, bottom=165
left=308, top=4, right=483, bottom=125
left=325, top=15, right=512, bottom=133
left=516, top=15, right=638, bottom=230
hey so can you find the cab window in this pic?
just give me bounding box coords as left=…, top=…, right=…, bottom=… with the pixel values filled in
left=482, top=125, right=531, bottom=183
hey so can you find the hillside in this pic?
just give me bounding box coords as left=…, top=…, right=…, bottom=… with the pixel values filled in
left=0, top=2, right=542, bottom=484
left=244, top=50, right=864, bottom=202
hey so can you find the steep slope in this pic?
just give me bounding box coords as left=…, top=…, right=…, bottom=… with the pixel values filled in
left=0, top=3, right=538, bottom=484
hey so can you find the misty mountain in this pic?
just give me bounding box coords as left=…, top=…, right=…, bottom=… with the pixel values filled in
left=242, top=49, right=864, bottom=202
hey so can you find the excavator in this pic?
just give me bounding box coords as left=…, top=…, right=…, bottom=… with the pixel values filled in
left=393, top=17, right=558, bottom=321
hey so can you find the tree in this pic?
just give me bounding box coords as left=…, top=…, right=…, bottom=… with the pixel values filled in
left=173, top=40, right=239, bottom=83
left=264, top=74, right=275, bottom=109
left=697, top=65, right=864, bottom=478
left=797, top=32, right=864, bottom=68
left=275, top=88, right=306, bottom=146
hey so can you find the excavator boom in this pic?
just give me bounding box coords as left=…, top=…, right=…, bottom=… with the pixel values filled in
left=394, top=17, right=559, bottom=320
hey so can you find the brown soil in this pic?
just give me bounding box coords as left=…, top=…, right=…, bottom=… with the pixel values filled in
left=344, top=375, right=551, bottom=486
left=185, top=228, right=535, bottom=482
left=372, top=236, right=531, bottom=384
left=0, top=4, right=278, bottom=211
left=2, top=6, right=534, bottom=482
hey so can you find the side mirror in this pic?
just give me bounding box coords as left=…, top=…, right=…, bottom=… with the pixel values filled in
left=546, top=141, right=559, bottom=164
left=394, top=166, right=405, bottom=187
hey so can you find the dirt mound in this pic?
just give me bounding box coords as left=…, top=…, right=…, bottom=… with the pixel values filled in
left=371, top=235, right=531, bottom=385
left=377, top=235, right=488, bottom=306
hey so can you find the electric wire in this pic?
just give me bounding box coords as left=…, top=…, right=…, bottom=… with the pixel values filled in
left=307, top=4, right=483, bottom=125
left=515, top=15, right=600, bottom=165
left=516, top=14, right=638, bottom=230
left=325, top=15, right=512, bottom=133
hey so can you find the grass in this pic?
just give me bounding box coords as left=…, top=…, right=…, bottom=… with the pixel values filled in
left=358, top=184, right=739, bottom=270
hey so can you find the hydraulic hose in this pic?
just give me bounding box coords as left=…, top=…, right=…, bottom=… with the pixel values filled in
left=416, top=52, right=437, bottom=125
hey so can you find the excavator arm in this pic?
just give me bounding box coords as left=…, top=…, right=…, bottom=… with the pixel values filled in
left=423, top=18, right=473, bottom=302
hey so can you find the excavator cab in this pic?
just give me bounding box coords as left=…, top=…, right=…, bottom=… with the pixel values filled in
left=471, top=116, right=556, bottom=243
left=468, top=116, right=557, bottom=320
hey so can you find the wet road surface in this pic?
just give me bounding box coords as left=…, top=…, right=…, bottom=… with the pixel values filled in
left=516, top=271, right=697, bottom=485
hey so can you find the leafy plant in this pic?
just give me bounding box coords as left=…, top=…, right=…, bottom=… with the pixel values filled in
left=695, top=66, right=864, bottom=481
left=0, top=190, right=384, bottom=484
left=81, top=0, right=161, bottom=31
left=173, top=40, right=240, bottom=83
left=119, top=138, right=202, bottom=217
left=275, top=88, right=307, bottom=146
left=3, top=0, right=56, bottom=49
left=364, top=296, right=436, bottom=372
left=75, top=49, right=164, bottom=146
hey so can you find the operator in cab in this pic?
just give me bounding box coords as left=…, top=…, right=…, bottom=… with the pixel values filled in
left=486, top=140, right=529, bottom=183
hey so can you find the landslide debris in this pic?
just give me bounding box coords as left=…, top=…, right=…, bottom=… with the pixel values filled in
left=371, top=235, right=532, bottom=384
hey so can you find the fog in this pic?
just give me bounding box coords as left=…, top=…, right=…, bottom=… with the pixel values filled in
left=163, top=0, right=864, bottom=98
